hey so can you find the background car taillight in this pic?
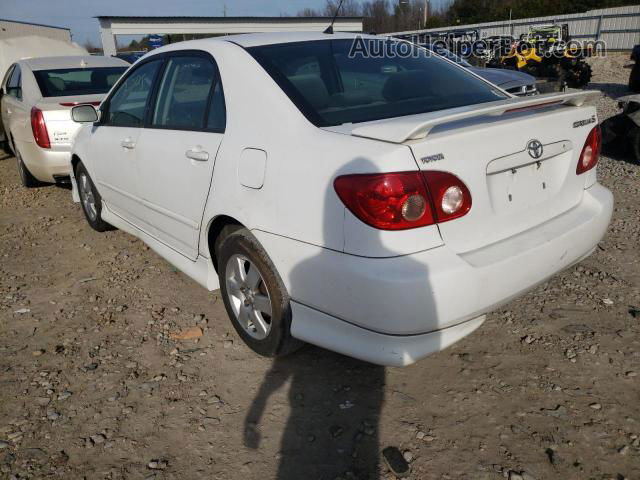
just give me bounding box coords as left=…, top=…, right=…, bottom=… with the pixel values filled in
left=576, top=125, right=601, bottom=175
left=30, top=107, right=50, bottom=149
left=334, top=171, right=471, bottom=231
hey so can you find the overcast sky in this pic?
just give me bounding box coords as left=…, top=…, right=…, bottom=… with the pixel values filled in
left=1, top=0, right=448, bottom=47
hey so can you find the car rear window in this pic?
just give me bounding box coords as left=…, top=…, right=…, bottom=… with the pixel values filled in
left=33, top=67, right=127, bottom=97
left=247, top=39, right=507, bottom=127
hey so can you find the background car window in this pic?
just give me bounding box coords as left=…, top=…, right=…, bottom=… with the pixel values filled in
left=33, top=67, right=127, bottom=97
left=2, top=65, right=15, bottom=91
left=105, top=60, right=161, bottom=128
left=206, top=79, right=226, bottom=132
left=6, top=65, right=22, bottom=100
left=151, top=56, right=216, bottom=130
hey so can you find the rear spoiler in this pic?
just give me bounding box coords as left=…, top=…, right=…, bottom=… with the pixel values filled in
left=351, top=90, right=600, bottom=144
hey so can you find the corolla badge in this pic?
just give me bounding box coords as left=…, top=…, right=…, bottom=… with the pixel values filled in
left=527, top=140, right=544, bottom=159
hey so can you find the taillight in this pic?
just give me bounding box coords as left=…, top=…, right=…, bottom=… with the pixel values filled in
left=423, top=171, right=472, bottom=223
left=334, top=171, right=471, bottom=231
left=30, top=107, right=50, bottom=149
left=576, top=125, right=601, bottom=175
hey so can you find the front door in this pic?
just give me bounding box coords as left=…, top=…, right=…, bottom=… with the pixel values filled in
left=135, top=53, right=226, bottom=260
left=89, top=59, right=163, bottom=229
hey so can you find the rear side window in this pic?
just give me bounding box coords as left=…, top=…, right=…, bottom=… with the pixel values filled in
left=206, top=78, right=226, bottom=132
left=248, top=39, right=506, bottom=127
left=33, top=67, right=127, bottom=97
left=6, top=65, right=22, bottom=100
left=2, top=65, right=15, bottom=90
left=105, top=60, right=162, bottom=128
left=151, top=55, right=225, bottom=132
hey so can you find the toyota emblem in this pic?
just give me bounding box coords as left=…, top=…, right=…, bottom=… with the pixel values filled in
left=527, top=140, right=544, bottom=159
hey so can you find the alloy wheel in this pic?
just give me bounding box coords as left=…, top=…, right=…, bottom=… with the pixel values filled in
left=79, top=173, right=97, bottom=221
left=224, top=254, right=273, bottom=340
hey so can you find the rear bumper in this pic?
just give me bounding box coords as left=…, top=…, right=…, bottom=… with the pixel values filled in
left=18, top=141, right=71, bottom=182
left=255, top=182, right=613, bottom=366
left=291, top=303, right=486, bottom=367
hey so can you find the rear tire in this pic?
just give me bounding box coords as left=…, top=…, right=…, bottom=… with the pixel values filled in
left=217, top=227, right=303, bottom=358
left=15, top=145, right=42, bottom=188
left=75, top=162, right=112, bottom=232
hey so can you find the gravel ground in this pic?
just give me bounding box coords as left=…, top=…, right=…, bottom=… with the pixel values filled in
left=1, top=59, right=639, bottom=480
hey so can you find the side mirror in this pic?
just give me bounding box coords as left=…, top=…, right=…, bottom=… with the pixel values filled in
left=71, top=104, right=99, bottom=123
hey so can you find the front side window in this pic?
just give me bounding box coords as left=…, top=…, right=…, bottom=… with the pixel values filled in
left=104, top=60, right=162, bottom=128
left=7, top=65, right=22, bottom=100
left=248, top=39, right=506, bottom=127
left=151, top=55, right=222, bottom=131
left=33, top=67, right=127, bottom=98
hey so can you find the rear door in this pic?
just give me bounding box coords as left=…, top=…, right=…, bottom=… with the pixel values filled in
left=2, top=65, right=29, bottom=147
left=0, top=64, right=16, bottom=142
left=88, top=59, right=163, bottom=229
left=134, top=52, right=226, bottom=260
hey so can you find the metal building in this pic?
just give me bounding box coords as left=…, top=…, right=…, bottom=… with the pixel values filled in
left=0, top=18, right=71, bottom=42
left=97, top=16, right=364, bottom=57
left=392, top=5, right=640, bottom=51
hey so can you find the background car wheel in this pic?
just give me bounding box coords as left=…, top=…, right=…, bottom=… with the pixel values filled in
left=217, top=227, right=303, bottom=358
left=15, top=146, right=42, bottom=188
left=75, top=162, right=112, bottom=232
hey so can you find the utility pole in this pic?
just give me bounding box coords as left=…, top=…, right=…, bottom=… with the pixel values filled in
left=424, top=0, right=429, bottom=28
left=223, top=3, right=227, bottom=17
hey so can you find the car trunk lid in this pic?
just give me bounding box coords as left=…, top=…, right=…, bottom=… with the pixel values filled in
left=331, top=91, right=600, bottom=255
left=35, top=94, right=104, bottom=147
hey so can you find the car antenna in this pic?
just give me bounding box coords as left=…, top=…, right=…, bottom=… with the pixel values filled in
left=324, top=0, right=346, bottom=34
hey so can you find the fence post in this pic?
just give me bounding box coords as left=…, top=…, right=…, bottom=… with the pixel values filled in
left=596, top=15, right=603, bottom=41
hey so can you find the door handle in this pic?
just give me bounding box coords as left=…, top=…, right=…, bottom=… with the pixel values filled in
left=121, top=138, right=136, bottom=149
left=186, top=148, right=209, bottom=162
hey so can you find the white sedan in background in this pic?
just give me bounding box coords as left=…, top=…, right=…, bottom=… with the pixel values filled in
left=0, top=55, right=128, bottom=187
left=70, top=33, right=612, bottom=366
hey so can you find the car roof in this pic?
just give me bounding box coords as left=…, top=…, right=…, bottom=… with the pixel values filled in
left=21, top=56, right=129, bottom=71
left=223, top=31, right=370, bottom=48
left=151, top=32, right=378, bottom=54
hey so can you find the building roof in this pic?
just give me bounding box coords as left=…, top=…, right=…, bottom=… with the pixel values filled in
left=0, top=17, right=70, bottom=31
left=95, top=16, right=363, bottom=21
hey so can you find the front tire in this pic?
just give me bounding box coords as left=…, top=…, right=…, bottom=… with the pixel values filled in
left=75, top=162, right=112, bottom=232
left=217, top=227, right=303, bottom=357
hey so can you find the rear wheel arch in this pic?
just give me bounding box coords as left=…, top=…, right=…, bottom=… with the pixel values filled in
left=207, top=215, right=245, bottom=273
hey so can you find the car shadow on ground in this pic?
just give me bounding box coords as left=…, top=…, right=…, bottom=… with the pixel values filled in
left=244, top=348, right=386, bottom=479
left=243, top=157, right=437, bottom=479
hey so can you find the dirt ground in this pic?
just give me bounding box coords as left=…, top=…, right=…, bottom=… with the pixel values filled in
left=1, top=56, right=639, bottom=480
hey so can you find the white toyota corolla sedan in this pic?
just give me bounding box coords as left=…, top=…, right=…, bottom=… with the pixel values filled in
left=69, top=33, right=613, bottom=366
left=0, top=55, right=128, bottom=187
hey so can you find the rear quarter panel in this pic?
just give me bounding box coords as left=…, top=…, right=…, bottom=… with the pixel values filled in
left=197, top=41, right=439, bottom=258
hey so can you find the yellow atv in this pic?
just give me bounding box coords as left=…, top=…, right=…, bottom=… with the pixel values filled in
left=491, top=24, right=592, bottom=89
